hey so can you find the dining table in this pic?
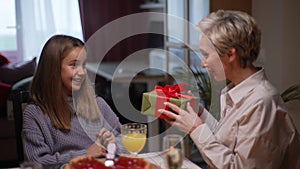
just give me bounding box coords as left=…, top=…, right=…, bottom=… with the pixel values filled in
left=10, top=152, right=201, bottom=169
left=139, top=151, right=202, bottom=169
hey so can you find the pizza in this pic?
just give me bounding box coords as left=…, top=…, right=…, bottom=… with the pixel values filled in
left=64, top=154, right=153, bottom=169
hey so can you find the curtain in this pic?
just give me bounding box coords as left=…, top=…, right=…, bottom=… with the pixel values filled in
left=20, top=0, right=83, bottom=61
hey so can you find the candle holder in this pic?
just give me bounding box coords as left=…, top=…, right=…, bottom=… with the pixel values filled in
left=162, top=134, right=184, bottom=169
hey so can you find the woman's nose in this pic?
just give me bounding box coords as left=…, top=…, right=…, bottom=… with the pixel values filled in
left=201, top=59, right=207, bottom=68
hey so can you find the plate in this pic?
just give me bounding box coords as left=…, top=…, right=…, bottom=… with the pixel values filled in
left=59, top=157, right=161, bottom=169
left=60, top=163, right=67, bottom=169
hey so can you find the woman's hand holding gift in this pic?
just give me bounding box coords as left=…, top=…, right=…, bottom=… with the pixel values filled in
left=158, top=102, right=203, bottom=134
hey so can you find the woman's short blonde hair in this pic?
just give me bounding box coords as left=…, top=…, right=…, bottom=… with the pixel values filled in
left=197, top=10, right=261, bottom=68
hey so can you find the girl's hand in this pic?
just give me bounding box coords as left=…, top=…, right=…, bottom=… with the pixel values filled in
left=96, top=128, right=116, bottom=148
left=86, top=143, right=106, bottom=158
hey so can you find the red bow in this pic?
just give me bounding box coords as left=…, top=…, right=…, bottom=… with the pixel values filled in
left=154, top=83, right=186, bottom=98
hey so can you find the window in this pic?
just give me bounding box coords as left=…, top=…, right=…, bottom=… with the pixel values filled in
left=165, top=0, right=252, bottom=71
left=0, top=0, right=83, bottom=63
left=165, top=0, right=209, bottom=72
left=0, top=0, right=21, bottom=62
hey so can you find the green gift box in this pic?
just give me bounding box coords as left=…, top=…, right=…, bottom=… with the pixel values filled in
left=141, top=84, right=199, bottom=120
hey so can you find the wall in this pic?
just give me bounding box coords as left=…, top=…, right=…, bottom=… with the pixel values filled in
left=78, top=0, right=147, bottom=62
left=252, top=0, right=300, bottom=130
left=210, top=0, right=252, bottom=14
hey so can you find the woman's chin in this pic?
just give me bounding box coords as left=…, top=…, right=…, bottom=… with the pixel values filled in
left=213, top=75, right=226, bottom=81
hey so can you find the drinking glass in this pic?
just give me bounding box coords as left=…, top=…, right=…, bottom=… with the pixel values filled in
left=121, top=123, right=147, bottom=155
left=162, top=134, right=184, bottom=169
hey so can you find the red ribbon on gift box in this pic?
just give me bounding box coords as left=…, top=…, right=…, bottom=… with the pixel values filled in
left=154, top=83, right=185, bottom=98
left=153, top=83, right=195, bottom=120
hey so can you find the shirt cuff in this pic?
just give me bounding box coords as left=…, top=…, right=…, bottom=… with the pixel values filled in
left=200, top=108, right=209, bottom=122
left=190, top=123, right=214, bottom=147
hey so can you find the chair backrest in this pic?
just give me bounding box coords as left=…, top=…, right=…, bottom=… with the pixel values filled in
left=10, top=89, right=30, bottom=162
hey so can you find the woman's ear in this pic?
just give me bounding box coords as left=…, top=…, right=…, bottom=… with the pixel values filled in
left=227, top=48, right=237, bottom=63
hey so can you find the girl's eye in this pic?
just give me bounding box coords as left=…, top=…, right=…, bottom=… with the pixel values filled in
left=70, top=62, right=86, bottom=70
left=70, top=63, right=77, bottom=67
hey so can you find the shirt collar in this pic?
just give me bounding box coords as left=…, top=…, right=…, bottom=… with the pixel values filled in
left=221, top=67, right=266, bottom=105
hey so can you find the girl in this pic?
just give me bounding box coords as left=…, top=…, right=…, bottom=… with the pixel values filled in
left=23, top=35, right=124, bottom=164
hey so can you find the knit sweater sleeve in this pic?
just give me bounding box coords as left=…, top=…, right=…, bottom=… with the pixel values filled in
left=22, top=104, right=87, bottom=164
left=96, top=97, right=126, bottom=153
left=96, top=97, right=121, bottom=132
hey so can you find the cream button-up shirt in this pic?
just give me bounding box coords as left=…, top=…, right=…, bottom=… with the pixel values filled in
left=190, top=68, right=300, bottom=169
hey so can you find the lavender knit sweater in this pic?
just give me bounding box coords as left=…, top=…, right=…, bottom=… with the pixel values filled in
left=22, top=96, right=125, bottom=164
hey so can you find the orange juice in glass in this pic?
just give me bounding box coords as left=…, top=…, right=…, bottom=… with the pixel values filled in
left=121, top=123, right=147, bottom=155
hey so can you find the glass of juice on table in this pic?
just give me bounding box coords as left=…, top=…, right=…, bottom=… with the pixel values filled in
left=121, top=123, right=147, bottom=155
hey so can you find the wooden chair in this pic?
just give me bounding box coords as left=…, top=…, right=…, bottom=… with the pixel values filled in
left=10, top=90, right=30, bottom=163
left=7, top=76, right=33, bottom=165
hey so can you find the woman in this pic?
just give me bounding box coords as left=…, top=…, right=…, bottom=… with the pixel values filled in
left=22, top=35, right=125, bottom=164
left=159, top=10, right=300, bottom=168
